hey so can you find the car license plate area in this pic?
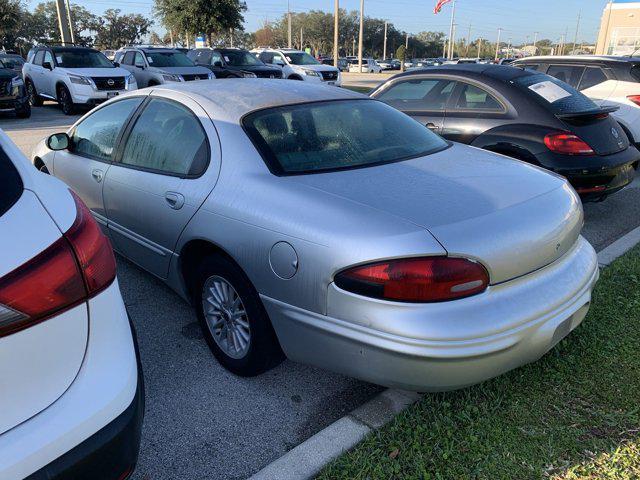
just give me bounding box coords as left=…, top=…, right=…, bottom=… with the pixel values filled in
left=549, top=303, right=589, bottom=350
left=107, top=92, right=119, bottom=98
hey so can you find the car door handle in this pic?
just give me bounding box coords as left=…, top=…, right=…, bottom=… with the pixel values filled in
left=164, top=192, right=185, bottom=210
left=91, top=169, right=103, bottom=183
left=426, top=123, right=439, bottom=131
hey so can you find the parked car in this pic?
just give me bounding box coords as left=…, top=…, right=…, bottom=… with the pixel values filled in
left=378, top=59, right=393, bottom=70
left=0, top=57, right=30, bottom=118
left=33, top=80, right=598, bottom=392
left=320, top=57, right=349, bottom=72
left=23, top=45, right=137, bottom=115
left=348, top=58, right=382, bottom=73
left=371, top=64, right=640, bottom=201
left=251, top=48, right=341, bottom=85
left=114, top=46, right=213, bottom=87
left=0, top=131, right=143, bottom=479
left=512, top=55, right=640, bottom=148
left=0, top=53, right=25, bottom=73
left=187, top=47, right=282, bottom=79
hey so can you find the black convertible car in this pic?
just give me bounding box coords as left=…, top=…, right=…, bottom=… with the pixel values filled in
left=0, top=57, right=30, bottom=118
left=371, top=64, right=639, bottom=201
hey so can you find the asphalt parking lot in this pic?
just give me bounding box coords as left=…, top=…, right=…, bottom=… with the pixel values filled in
left=3, top=102, right=640, bottom=479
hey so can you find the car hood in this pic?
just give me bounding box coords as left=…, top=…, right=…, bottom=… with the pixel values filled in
left=151, top=66, right=211, bottom=76
left=55, top=67, right=131, bottom=78
left=0, top=69, right=18, bottom=80
left=289, top=143, right=583, bottom=284
left=227, top=64, right=281, bottom=74
left=293, top=64, right=339, bottom=72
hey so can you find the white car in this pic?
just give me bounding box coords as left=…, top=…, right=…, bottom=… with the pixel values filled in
left=348, top=58, right=383, bottom=73
left=23, top=45, right=137, bottom=115
left=0, top=130, right=143, bottom=479
left=252, top=48, right=341, bottom=86
left=513, top=56, right=640, bottom=148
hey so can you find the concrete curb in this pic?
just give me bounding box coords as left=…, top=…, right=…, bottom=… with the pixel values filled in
left=250, top=227, right=640, bottom=480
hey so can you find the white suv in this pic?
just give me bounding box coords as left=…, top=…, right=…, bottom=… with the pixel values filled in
left=252, top=48, right=341, bottom=86
left=0, top=131, right=143, bottom=479
left=23, top=46, right=137, bottom=115
left=348, top=58, right=382, bottom=73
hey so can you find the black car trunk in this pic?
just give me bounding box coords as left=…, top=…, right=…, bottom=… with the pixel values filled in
left=560, top=111, right=629, bottom=156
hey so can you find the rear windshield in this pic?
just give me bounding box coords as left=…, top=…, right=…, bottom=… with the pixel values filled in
left=146, top=51, right=194, bottom=67
left=243, top=99, right=449, bottom=175
left=55, top=49, right=114, bottom=68
left=0, top=146, right=24, bottom=218
left=513, top=73, right=599, bottom=115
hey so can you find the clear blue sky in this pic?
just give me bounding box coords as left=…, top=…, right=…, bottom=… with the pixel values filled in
left=45, top=0, right=610, bottom=44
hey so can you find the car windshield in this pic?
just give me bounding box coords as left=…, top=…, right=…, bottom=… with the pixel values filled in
left=145, top=51, right=194, bottom=67
left=514, top=73, right=600, bottom=115
left=222, top=50, right=262, bottom=66
left=55, top=49, right=114, bottom=68
left=243, top=99, right=449, bottom=175
left=0, top=56, right=23, bottom=69
left=284, top=52, right=320, bottom=65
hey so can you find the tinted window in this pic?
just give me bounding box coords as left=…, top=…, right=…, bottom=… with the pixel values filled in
left=71, top=98, right=143, bottom=160
left=186, top=50, right=198, bottom=60
left=0, top=146, right=23, bottom=218
left=194, top=50, right=212, bottom=64
left=134, top=52, right=145, bottom=67
left=33, top=50, right=44, bottom=65
left=284, top=52, right=320, bottom=65
left=211, top=51, right=224, bottom=65
left=121, top=99, right=208, bottom=176
left=145, top=51, right=194, bottom=67
left=514, top=73, right=599, bottom=115
left=54, top=49, right=113, bottom=68
left=579, top=67, right=608, bottom=90
left=522, top=63, right=540, bottom=71
left=547, top=65, right=584, bottom=88
left=122, top=51, right=135, bottom=65
left=453, top=83, right=503, bottom=111
left=376, top=79, right=456, bottom=111
left=0, top=55, right=24, bottom=69
left=221, top=50, right=261, bottom=66
left=243, top=99, right=449, bottom=175
left=43, top=51, right=54, bottom=66
left=272, top=53, right=286, bottom=65
left=630, top=64, right=640, bottom=82
left=259, top=52, right=272, bottom=63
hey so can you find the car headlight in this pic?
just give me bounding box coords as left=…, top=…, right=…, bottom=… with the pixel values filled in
left=11, top=77, right=23, bottom=87
left=162, top=73, right=183, bottom=82
left=303, top=69, right=320, bottom=77
left=69, top=74, right=92, bottom=86
left=243, top=72, right=257, bottom=78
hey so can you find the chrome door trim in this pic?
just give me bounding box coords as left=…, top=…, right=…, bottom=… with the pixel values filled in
left=107, top=220, right=170, bottom=257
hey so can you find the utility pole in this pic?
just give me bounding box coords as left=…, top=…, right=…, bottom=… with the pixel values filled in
left=169, top=29, right=174, bottom=47
left=64, top=0, right=75, bottom=44
left=55, top=0, right=73, bottom=46
left=405, top=32, right=409, bottom=49
left=507, top=38, right=512, bottom=57
left=442, top=37, right=447, bottom=58
left=447, top=0, right=456, bottom=59
left=572, top=11, right=581, bottom=54
left=383, top=21, right=388, bottom=60
left=477, top=38, right=482, bottom=60
left=494, top=27, right=502, bottom=61
left=465, top=23, right=472, bottom=56
left=333, top=0, right=339, bottom=66
left=533, top=31, right=538, bottom=49
left=230, top=28, right=234, bottom=47
left=300, top=27, right=303, bottom=49
left=287, top=0, right=292, bottom=48
left=352, top=37, right=355, bottom=56
left=357, top=0, right=364, bottom=72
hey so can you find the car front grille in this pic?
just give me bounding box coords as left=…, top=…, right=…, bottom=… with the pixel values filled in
left=320, top=70, right=338, bottom=81
left=0, top=79, right=11, bottom=96
left=182, top=74, right=209, bottom=81
left=255, top=70, right=283, bottom=79
left=91, top=77, right=126, bottom=91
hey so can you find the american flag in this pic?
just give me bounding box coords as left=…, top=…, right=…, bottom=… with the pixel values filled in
left=434, top=0, right=452, bottom=14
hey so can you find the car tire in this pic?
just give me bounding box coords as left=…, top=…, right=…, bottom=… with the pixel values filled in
left=58, top=85, right=76, bottom=115
left=26, top=79, right=43, bottom=106
left=193, top=255, right=284, bottom=376
left=15, top=103, right=31, bottom=119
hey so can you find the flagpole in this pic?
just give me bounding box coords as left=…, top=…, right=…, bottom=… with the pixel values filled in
left=447, top=0, right=456, bottom=59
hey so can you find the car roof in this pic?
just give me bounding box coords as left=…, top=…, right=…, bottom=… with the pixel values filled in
left=50, top=46, right=98, bottom=53
left=392, top=63, right=536, bottom=82
left=150, top=79, right=364, bottom=123
left=516, top=55, right=640, bottom=64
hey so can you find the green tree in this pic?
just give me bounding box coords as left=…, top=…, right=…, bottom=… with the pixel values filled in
left=396, top=44, right=406, bottom=71
left=25, top=2, right=97, bottom=46
left=0, top=0, right=23, bottom=49
left=93, top=9, right=153, bottom=49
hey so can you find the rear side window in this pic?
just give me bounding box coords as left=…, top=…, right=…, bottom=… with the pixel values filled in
left=0, top=146, right=23, bottom=218
left=514, top=73, right=599, bottom=115
left=122, top=51, right=135, bottom=65
left=243, top=99, right=449, bottom=175
left=631, top=64, right=640, bottom=82
left=453, top=83, right=503, bottom=111
left=376, top=79, right=456, bottom=111
left=579, top=67, right=608, bottom=90
left=120, top=98, right=208, bottom=176
left=546, top=65, right=585, bottom=88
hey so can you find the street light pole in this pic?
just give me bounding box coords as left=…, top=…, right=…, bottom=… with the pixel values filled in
left=447, top=0, right=456, bottom=59
left=572, top=11, right=581, bottom=53
left=383, top=21, right=388, bottom=60
left=333, top=0, right=339, bottom=67
left=494, top=27, right=502, bottom=62
left=357, top=0, right=364, bottom=72
left=55, top=0, right=73, bottom=46
left=64, top=0, right=75, bottom=44
left=287, top=0, right=292, bottom=48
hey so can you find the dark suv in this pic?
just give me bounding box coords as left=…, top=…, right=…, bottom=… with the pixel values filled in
left=188, top=48, right=283, bottom=79
left=0, top=57, right=30, bottom=118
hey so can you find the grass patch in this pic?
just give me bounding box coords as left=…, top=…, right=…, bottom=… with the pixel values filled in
left=342, top=86, right=372, bottom=94
left=319, top=246, right=640, bottom=480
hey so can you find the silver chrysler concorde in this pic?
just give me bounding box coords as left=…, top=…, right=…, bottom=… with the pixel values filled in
left=32, top=80, right=599, bottom=391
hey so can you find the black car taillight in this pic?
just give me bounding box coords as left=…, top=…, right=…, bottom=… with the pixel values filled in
left=335, top=257, right=489, bottom=303
left=544, top=132, right=595, bottom=156
left=0, top=190, right=116, bottom=337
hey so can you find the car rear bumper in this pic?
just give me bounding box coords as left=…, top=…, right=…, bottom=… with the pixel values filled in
left=0, top=95, right=28, bottom=111
left=263, top=236, right=599, bottom=392
left=0, top=280, right=142, bottom=480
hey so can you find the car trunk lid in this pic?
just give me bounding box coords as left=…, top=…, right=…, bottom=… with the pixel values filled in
left=559, top=110, right=629, bottom=156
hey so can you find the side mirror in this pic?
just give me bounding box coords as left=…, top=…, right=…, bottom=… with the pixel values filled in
left=135, top=63, right=145, bottom=70
left=213, top=61, right=222, bottom=67
left=46, top=132, right=70, bottom=151
left=113, top=61, right=120, bottom=67
left=43, top=61, right=53, bottom=70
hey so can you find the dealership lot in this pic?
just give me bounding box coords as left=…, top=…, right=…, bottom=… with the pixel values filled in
left=2, top=102, right=639, bottom=478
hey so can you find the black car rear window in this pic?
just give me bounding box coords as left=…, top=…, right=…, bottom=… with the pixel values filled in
left=631, top=64, right=640, bottom=82
left=513, top=73, right=599, bottom=115
left=0, top=146, right=24, bottom=217
left=243, top=99, right=449, bottom=175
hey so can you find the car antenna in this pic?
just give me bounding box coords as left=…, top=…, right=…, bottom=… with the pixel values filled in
left=628, top=47, right=640, bottom=57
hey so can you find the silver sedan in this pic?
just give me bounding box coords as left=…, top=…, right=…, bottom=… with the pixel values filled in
left=32, top=80, right=599, bottom=391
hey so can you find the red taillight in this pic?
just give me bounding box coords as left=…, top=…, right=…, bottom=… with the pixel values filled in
left=335, top=257, right=489, bottom=303
left=627, top=95, right=640, bottom=107
left=544, top=132, right=595, bottom=155
left=0, top=191, right=116, bottom=337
